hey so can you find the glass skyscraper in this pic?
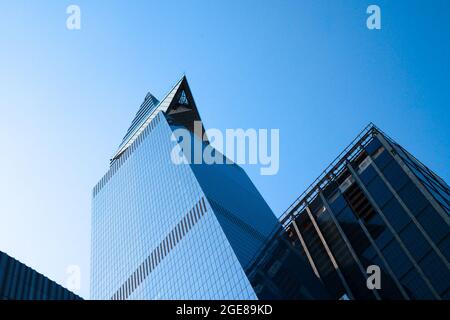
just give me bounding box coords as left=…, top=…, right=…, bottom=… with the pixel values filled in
left=91, top=77, right=324, bottom=300
left=281, top=123, right=450, bottom=300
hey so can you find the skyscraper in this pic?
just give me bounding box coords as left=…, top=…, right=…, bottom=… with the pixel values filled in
left=90, top=76, right=325, bottom=300
left=0, top=250, right=81, bottom=300
left=281, top=123, right=450, bottom=300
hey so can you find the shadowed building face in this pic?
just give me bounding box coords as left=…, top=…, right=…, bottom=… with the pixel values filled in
left=0, top=251, right=82, bottom=300
left=282, top=124, right=450, bottom=300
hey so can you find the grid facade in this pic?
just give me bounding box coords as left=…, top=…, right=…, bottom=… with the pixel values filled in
left=91, top=114, right=258, bottom=299
left=282, top=124, right=450, bottom=300
left=186, top=137, right=281, bottom=269
left=0, top=251, right=81, bottom=300
left=91, top=76, right=332, bottom=300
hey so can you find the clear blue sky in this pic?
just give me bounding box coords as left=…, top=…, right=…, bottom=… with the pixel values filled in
left=0, top=0, right=448, bottom=299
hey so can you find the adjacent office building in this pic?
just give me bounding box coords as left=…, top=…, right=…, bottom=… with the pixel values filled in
left=90, top=76, right=326, bottom=300
left=0, top=250, right=81, bottom=300
left=281, top=123, right=450, bottom=300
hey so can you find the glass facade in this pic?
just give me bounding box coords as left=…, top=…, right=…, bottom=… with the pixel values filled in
left=0, top=251, right=81, bottom=300
left=282, top=124, right=450, bottom=300
left=92, top=112, right=258, bottom=300
left=91, top=77, right=324, bottom=300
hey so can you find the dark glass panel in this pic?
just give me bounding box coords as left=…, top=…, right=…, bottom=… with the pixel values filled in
left=381, top=197, right=410, bottom=232
left=398, top=182, right=429, bottom=216
left=419, top=250, right=450, bottom=295
left=381, top=160, right=410, bottom=191
left=329, top=194, right=347, bottom=215
left=416, top=206, right=448, bottom=244
left=381, top=239, right=412, bottom=279
left=399, top=222, right=430, bottom=261
left=366, top=176, right=393, bottom=208
left=401, top=268, right=434, bottom=300
left=366, top=214, right=392, bottom=249
left=438, top=236, right=450, bottom=259
left=359, top=164, right=377, bottom=185
left=373, top=149, right=393, bottom=170
left=364, top=137, right=382, bottom=155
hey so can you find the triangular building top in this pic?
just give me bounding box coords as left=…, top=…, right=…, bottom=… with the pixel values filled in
left=111, top=76, right=204, bottom=162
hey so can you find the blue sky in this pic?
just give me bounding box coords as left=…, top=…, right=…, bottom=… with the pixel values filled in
left=0, top=0, right=448, bottom=299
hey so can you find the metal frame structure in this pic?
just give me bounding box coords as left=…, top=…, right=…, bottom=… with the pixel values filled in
left=280, top=122, right=379, bottom=227
left=279, top=122, right=449, bottom=300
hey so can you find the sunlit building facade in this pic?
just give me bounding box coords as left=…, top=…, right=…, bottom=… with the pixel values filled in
left=90, top=77, right=326, bottom=300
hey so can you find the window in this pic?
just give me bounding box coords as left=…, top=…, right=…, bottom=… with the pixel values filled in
left=339, top=176, right=354, bottom=193
left=193, top=207, right=198, bottom=222
left=359, top=164, right=377, bottom=185
left=170, top=233, right=174, bottom=248
left=398, top=182, right=428, bottom=216
left=382, top=239, right=412, bottom=279
left=178, top=90, right=189, bottom=105
left=366, top=176, right=392, bottom=208
left=150, top=252, right=155, bottom=270
left=187, top=212, right=193, bottom=228
left=329, top=193, right=347, bottom=214
left=399, top=223, right=429, bottom=261
left=381, top=198, right=409, bottom=232
left=175, top=225, right=181, bottom=242
left=401, top=268, right=433, bottom=299
left=419, top=251, right=449, bottom=295
left=364, top=137, right=382, bottom=155
left=382, top=160, right=409, bottom=191
left=110, top=198, right=207, bottom=300
left=201, top=197, right=207, bottom=213
left=157, top=245, right=161, bottom=263
left=193, top=206, right=198, bottom=221
left=358, top=156, right=372, bottom=173
left=373, top=147, right=392, bottom=170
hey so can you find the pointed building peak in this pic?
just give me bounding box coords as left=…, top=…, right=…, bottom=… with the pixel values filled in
left=111, top=76, right=203, bottom=163
left=144, top=92, right=157, bottom=101
left=177, top=74, right=189, bottom=86
left=113, top=91, right=160, bottom=160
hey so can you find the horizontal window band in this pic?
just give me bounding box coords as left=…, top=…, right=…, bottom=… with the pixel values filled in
left=111, top=197, right=208, bottom=300
left=93, top=113, right=161, bottom=198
